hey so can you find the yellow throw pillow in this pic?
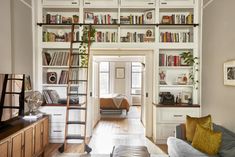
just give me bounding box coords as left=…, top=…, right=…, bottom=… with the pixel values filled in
left=192, top=124, right=222, bottom=155
left=186, top=115, right=212, bottom=142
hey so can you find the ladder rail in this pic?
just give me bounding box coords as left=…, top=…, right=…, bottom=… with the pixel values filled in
left=83, top=24, right=92, bottom=146
left=64, top=24, right=75, bottom=150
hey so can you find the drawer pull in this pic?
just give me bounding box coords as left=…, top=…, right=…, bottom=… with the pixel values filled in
left=148, top=3, right=154, bottom=5
left=53, top=130, right=62, bottom=133
left=85, top=2, right=91, bottom=5
left=161, top=2, right=167, bottom=5
left=71, top=2, right=77, bottom=4
left=53, top=114, right=62, bottom=116
left=174, top=115, right=183, bottom=117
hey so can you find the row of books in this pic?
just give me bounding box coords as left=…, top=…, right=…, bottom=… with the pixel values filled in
left=43, top=52, right=69, bottom=66
left=120, top=10, right=154, bottom=24
left=43, top=90, right=60, bottom=104
left=120, top=15, right=145, bottom=24
left=160, top=32, right=192, bottom=43
left=121, top=32, right=145, bottom=42
left=159, top=54, right=182, bottom=66
left=59, top=70, right=69, bottom=84
left=43, top=31, right=79, bottom=42
left=95, top=31, right=118, bottom=42
left=84, top=12, right=115, bottom=24
left=44, top=14, right=79, bottom=24
left=161, top=13, right=193, bottom=24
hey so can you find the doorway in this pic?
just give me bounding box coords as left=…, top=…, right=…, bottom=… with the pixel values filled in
left=88, top=50, right=154, bottom=138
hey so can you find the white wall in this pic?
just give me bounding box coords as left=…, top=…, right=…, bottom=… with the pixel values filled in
left=0, top=0, right=33, bottom=78
left=0, top=0, right=12, bottom=73
left=202, top=0, right=235, bottom=132
left=112, top=62, right=128, bottom=94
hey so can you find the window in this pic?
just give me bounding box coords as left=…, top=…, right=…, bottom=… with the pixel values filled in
left=99, top=62, right=110, bottom=95
left=131, top=62, right=142, bottom=95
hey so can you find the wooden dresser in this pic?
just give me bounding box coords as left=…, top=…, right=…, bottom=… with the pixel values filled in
left=0, top=115, right=49, bottom=157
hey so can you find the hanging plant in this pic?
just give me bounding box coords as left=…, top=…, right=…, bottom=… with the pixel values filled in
left=78, top=26, right=96, bottom=67
left=180, top=52, right=199, bottom=89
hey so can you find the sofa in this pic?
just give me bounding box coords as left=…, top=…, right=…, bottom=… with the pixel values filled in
left=167, top=124, right=235, bottom=157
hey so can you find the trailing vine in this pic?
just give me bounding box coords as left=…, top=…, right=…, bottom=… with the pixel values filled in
left=78, top=26, right=96, bottom=67
left=180, top=52, right=199, bottom=89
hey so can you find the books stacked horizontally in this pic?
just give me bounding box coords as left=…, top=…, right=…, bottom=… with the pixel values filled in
left=160, top=32, right=192, bottom=43
left=42, top=52, right=69, bottom=66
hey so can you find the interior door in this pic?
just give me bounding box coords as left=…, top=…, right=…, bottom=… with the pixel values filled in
left=141, top=63, right=146, bottom=126
left=92, top=60, right=100, bottom=128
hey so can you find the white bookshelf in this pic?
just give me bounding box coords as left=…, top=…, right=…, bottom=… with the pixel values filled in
left=34, top=0, right=202, bottom=144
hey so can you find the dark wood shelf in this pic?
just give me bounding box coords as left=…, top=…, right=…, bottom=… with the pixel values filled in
left=153, top=102, right=200, bottom=108
left=37, top=23, right=199, bottom=27
left=158, top=23, right=199, bottom=27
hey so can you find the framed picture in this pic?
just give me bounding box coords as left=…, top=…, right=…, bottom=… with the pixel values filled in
left=182, top=91, right=192, bottom=104
left=224, top=60, right=235, bottom=86
left=115, top=67, right=125, bottom=79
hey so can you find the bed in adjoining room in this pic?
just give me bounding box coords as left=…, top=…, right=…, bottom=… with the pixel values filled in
left=99, top=94, right=130, bottom=114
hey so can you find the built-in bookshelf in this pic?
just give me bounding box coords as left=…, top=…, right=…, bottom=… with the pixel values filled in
left=35, top=0, right=202, bottom=144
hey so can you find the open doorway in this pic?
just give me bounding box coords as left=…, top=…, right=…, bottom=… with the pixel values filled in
left=95, top=56, right=144, bottom=121
left=86, top=51, right=157, bottom=154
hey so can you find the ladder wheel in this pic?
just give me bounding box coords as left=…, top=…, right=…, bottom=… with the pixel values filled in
left=85, top=144, right=92, bottom=154
left=58, top=144, right=64, bottom=153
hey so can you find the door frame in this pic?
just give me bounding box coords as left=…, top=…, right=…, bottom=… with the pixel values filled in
left=87, top=49, right=154, bottom=138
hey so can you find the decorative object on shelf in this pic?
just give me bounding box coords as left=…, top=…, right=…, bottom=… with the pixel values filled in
left=144, top=10, right=155, bottom=24
left=181, top=91, right=192, bottom=104
left=115, top=67, right=125, bottom=79
left=224, top=60, right=235, bottom=86
left=159, top=92, right=175, bottom=105
left=24, top=91, right=43, bottom=116
left=144, top=29, right=155, bottom=42
left=175, top=73, right=188, bottom=85
left=47, top=72, right=57, bottom=84
left=159, top=70, right=167, bottom=85
left=84, top=12, right=94, bottom=24
left=180, top=52, right=199, bottom=89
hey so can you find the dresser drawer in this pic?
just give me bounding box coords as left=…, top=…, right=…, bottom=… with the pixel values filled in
left=50, top=124, right=65, bottom=138
left=39, top=106, right=66, bottom=123
left=157, top=108, right=200, bottom=123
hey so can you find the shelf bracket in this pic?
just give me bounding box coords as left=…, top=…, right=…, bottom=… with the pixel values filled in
left=203, top=0, right=215, bottom=9
left=20, top=0, right=32, bottom=9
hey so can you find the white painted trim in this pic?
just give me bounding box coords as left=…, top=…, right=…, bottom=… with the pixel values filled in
left=203, top=0, right=215, bottom=9
left=20, top=0, right=32, bottom=9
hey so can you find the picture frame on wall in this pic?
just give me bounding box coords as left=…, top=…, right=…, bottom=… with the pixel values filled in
left=224, top=60, right=235, bottom=86
left=115, top=67, right=125, bottom=79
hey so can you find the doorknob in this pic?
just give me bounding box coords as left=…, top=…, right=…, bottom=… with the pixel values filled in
left=146, top=93, right=148, bottom=97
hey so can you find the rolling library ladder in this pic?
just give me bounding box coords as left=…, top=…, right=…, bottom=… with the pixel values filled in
left=58, top=24, right=92, bottom=153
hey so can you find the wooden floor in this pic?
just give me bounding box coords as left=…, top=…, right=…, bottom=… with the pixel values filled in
left=45, top=106, right=168, bottom=156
